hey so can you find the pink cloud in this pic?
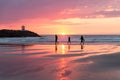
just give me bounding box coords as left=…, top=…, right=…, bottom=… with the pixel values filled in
left=0, top=0, right=120, bottom=25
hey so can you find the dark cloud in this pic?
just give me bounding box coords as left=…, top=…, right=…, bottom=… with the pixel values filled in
left=94, top=10, right=120, bottom=17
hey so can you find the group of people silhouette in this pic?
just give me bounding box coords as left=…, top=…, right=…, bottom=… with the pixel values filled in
left=55, top=34, right=85, bottom=49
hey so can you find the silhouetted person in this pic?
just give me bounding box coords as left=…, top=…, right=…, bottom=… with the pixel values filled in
left=68, top=36, right=71, bottom=44
left=80, top=35, right=85, bottom=45
left=80, top=35, right=85, bottom=49
left=55, top=34, right=58, bottom=45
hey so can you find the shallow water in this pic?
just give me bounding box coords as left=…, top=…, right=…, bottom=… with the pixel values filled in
left=0, top=35, right=120, bottom=45
left=0, top=43, right=120, bottom=80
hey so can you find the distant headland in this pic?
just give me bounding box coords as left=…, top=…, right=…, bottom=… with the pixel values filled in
left=0, top=25, right=40, bottom=37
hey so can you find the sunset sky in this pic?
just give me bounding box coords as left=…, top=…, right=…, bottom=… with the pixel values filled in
left=0, top=0, right=120, bottom=35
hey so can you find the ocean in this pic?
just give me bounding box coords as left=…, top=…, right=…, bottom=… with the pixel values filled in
left=0, top=35, right=120, bottom=44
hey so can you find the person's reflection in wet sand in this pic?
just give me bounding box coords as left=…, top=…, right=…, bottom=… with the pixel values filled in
left=81, top=44, right=84, bottom=50
left=55, top=44, right=58, bottom=53
left=68, top=44, right=71, bottom=51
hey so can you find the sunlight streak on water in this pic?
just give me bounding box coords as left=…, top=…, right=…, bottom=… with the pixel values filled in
left=62, top=45, right=65, bottom=54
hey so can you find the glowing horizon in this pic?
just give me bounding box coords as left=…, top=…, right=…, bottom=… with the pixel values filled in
left=0, top=0, right=120, bottom=35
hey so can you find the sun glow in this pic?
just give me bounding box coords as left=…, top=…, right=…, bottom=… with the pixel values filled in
left=61, top=32, right=66, bottom=35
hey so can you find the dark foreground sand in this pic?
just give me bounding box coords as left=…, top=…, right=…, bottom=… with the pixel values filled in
left=0, top=43, right=120, bottom=80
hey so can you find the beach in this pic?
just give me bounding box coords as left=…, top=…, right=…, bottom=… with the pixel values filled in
left=1, top=0, right=120, bottom=79
left=0, top=42, right=120, bottom=80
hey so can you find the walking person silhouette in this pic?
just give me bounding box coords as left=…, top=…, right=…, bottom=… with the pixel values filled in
left=55, top=34, right=58, bottom=45
left=80, top=35, right=85, bottom=49
left=68, top=36, right=71, bottom=44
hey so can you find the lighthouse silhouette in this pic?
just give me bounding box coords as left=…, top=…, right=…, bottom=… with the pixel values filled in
left=21, top=25, right=25, bottom=31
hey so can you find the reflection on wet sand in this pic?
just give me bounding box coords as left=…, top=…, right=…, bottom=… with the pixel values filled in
left=55, top=44, right=67, bottom=54
left=55, top=43, right=84, bottom=54
left=1, top=43, right=120, bottom=80
left=81, top=44, right=84, bottom=50
left=57, top=44, right=72, bottom=80
left=55, top=44, right=58, bottom=53
left=57, top=58, right=72, bottom=80
left=55, top=44, right=71, bottom=54
left=62, top=45, right=66, bottom=54
left=68, top=44, right=71, bottom=51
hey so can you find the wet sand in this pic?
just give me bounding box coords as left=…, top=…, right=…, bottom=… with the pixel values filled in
left=0, top=43, right=120, bottom=80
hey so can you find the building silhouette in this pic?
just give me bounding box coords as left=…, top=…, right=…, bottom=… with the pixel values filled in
left=21, top=25, right=25, bottom=31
